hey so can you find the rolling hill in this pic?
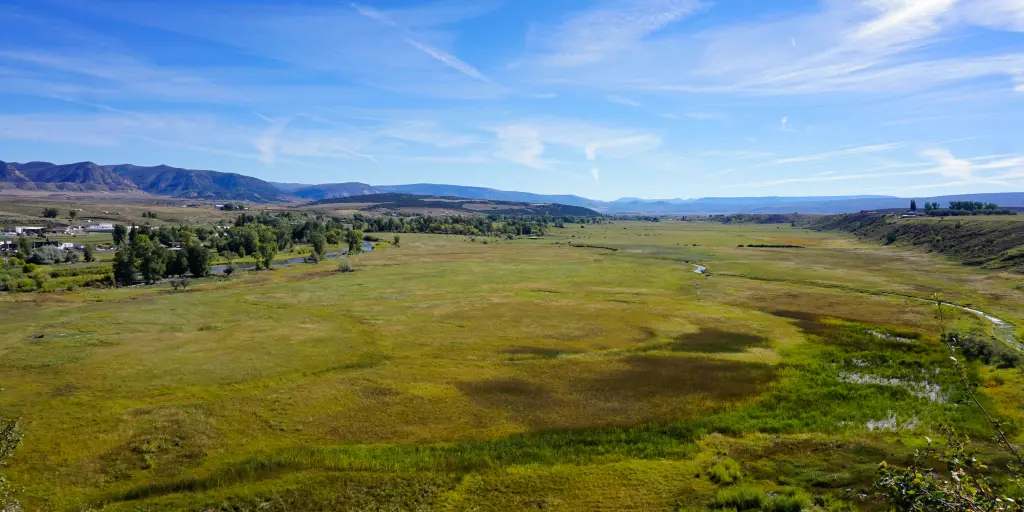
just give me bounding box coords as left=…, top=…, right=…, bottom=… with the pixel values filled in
left=307, top=193, right=602, bottom=217
left=107, top=164, right=283, bottom=201
left=288, top=182, right=380, bottom=200
left=2, top=160, right=283, bottom=201
left=374, top=183, right=596, bottom=208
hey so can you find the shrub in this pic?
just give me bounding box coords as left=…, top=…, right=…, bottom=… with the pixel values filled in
left=765, top=489, right=812, bottom=512
left=707, top=457, right=744, bottom=485
left=950, top=333, right=1020, bottom=368
left=338, top=259, right=354, bottom=273
left=224, top=264, right=234, bottom=277
left=885, top=231, right=898, bottom=244
left=169, top=277, right=190, bottom=291
left=13, top=278, right=36, bottom=292
left=711, top=486, right=765, bottom=510
left=27, top=245, right=64, bottom=265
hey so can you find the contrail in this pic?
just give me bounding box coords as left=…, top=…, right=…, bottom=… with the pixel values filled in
left=350, top=2, right=489, bottom=82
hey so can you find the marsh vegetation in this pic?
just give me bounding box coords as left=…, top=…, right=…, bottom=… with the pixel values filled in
left=1, top=220, right=1022, bottom=510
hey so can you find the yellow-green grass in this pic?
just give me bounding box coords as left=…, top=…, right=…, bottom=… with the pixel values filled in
left=0, top=222, right=1017, bottom=510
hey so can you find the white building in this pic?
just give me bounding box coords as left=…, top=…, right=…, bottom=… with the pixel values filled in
left=85, top=223, right=116, bottom=233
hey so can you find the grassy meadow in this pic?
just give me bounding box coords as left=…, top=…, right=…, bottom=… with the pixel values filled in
left=0, top=220, right=1021, bottom=510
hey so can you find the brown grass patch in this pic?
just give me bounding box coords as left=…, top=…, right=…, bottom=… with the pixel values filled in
left=504, top=346, right=579, bottom=359
left=588, top=355, right=776, bottom=401
left=666, top=328, right=769, bottom=353
left=769, top=310, right=838, bottom=335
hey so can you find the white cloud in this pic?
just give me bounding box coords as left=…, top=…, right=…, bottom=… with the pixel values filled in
left=749, top=143, right=905, bottom=169
left=584, top=134, right=662, bottom=160
left=518, top=0, right=1024, bottom=96
left=492, top=125, right=548, bottom=169
left=736, top=148, right=1024, bottom=189
left=529, top=0, right=705, bottom=67
left=605, top=94, right=643, bottom=107
left=960, top=0, right=1024, bottom=32
left=486, top=120, right=662, bottom=168
left=591, top=167, right=601, bottom=181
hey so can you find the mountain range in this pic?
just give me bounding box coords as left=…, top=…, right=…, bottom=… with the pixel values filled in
left=3, top=159, right=1024, bottom=214
left=1, top=160, right=282, bottom=201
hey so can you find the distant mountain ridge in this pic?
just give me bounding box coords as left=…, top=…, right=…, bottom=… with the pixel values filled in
left=1, top=160, right=283, bottom=201
left=286, top=182, right=380, bottom=201
left=374, top=183, right=596, bottom=208
left=4, top=158, right=1024, bottom=214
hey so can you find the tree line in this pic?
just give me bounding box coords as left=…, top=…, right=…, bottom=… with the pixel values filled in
left=920, top=201, right=1014, bottom=216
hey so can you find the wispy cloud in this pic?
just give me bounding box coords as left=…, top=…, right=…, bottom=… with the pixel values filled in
left=529, top=0, right=705, bottom=67
left=518, top=0, right=1024, bottom=97
left=351, top=2, right=489, bottom=82
left=749, top=143, right=905, bottom=169
left=605, top=94, right=643, bottom=107
left=486, top=119, right=662, bottom=168
left=735, top=149, right=1024, bottom=189
left=591, top=167, right=601, bottom=181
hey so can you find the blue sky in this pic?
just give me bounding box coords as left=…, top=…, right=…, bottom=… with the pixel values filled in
left=1, top=0, right=1023, bottom=200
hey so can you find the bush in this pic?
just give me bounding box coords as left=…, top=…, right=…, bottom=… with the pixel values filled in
left=224, top=264, right=234, bottom=276
left=27, top=245, right=64, bottom=265
left=950, top=333, right=1020, bottom=368
left=13, top=278, right=36, bottom=292
left=711, top=486, right=765, bottom=510
left=707, top=457, right=744, bottom=485
left=764, top=489, right=812, bottom=512
left=337, top=259, right=354, bottom=273
left=885, top=231, right=898, bottom=244
left=169, top=277, right=190, bottom=291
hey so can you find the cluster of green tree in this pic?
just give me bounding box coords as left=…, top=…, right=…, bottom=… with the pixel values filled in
left=106, top=211, right=372, bottom=286
left=352, top=213, right=600, bottom=236
left=607, top=215, right=663, bottom=222
left=112, top=227, right=215, bottom=285
left=219, top=203, right=248, bottom=211
left=716, top=214, right=797, bottom=224
left=921, top=201, right=1015, bottom=216
left=948, top=201, right=1000, bottom=211
left=227, top=212, right=363, bottom=258
left=41, top=207, right=59, bottom=218
left=928, top=208, right=1017, bottom=217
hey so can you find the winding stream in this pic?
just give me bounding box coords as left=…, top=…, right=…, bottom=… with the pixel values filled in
left=688, top=262, right=1018, bottom=349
